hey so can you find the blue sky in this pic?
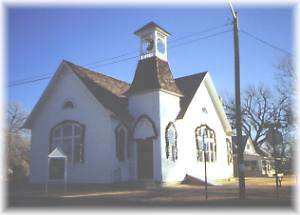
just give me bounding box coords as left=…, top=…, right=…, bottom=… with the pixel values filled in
left=7, top=6, right=293, bottom=113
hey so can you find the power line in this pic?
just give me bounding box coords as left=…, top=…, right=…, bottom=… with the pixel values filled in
left=9, top=22, right=232, bottom=86
left=240, top=29, right=293, bottom=56
left=169, top=29, right=231, bottom=50
left=8, top=73, right=53, bottom=86
left=8, top=56, right=141, bottom=88
left=87, top=29, right=232, bottom=70
left=82, top=50, right=138, bottom=67
left=9, top=25, right=232, bottom=88
left=10, top=24, right=292, bottom=88
left=170, top=22, right=231, bottom=44
left=88, top=55, right=139, bottom=70
left=88, top=28, right=233, bottom=69
left=9, top=28, right=291, bottom=88
left=8, top=76, right=52, bottom=88
left=83, top=22, right=232, bottom=68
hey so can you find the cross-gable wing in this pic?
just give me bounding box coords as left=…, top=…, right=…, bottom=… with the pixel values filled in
left=175, top=72, right=232, bottom=134
left=23, top=60, right=133, bottom=128
left=175, top=72, right=207, bottom=119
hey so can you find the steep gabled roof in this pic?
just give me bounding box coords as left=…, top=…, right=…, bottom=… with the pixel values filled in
left=232, top=135, right=271, bottom=157
left=254, top=146, right=271, bottom=157
left=125, top=56, right=183, bottom=96
left=24, top=61, right=133, bottom=128
left=175, top=72, right=207, bottom=119
left=65, top=61, right=133, bottom=124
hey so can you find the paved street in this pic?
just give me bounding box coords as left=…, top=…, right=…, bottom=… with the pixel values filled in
left=7, top=177, right=295, bottom=208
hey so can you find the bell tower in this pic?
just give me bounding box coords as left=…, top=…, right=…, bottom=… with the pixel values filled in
left=134, top=21, right=170, bottom=61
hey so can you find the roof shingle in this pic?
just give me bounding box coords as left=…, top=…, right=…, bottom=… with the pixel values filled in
left=175, top=72, right=207, bottom=119
left=126, top=56, right=183, bottom=96
left=231, top=135, right=249, bottom=154
left=65, top=61, right=133, bottom=124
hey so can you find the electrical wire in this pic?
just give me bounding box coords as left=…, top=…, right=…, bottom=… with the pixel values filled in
left=169, top=29, right=232, bottom=50
left=8, top=22, right=232, bottom=87
left=8, top=28, right=233, bottom=88
left=240, top=29, right=293, bottom=56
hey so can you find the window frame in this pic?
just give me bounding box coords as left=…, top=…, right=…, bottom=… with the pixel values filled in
left=195, top=124, right=217, bottom=163
left=49, top=120, right=85, bottom=164
left=165, top=122, right=178, bottom=162
left=226, top=138, right=233, bottom=164
left=115, top=124, right=128, bottom=162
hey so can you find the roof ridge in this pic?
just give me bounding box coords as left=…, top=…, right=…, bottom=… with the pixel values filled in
left=64, top=60, right=130, bottom=86
left=175, top=71, right=208, bottom=80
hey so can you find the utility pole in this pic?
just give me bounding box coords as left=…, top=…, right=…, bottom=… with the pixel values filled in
left=229, top=2, right=246, bottom=199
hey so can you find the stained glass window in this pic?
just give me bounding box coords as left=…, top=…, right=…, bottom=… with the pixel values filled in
left=195, top=125, right=216, bottom=162
left=51, top=121, right=84, bottom=163
left=116, top=127, right=127, bottom=161
left=165, top=122, right=178, bottom=161
left=226, top=138, right=233, bottom=164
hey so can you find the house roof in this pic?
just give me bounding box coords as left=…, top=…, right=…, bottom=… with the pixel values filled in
left=175, top=72, right=207, bottom=119
left=125, top=56, right=183, bottom=96
left=134, top=21, right=171, bottom=36
left=231, top=135, right=249, bottom=154
left=65, top=61, right=133, bottom=124
left=232, top=135, right=270, bottom=157
left=254, top=145, right=271, bottom=157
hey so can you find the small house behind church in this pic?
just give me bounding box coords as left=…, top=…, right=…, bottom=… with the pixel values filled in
left=232, top=135, right=275, bottom=177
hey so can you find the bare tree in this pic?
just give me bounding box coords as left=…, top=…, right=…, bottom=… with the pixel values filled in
left=6, top=102, right=30, bottom=181
left=274, top=56, right=295, bottom=128
left=224, top=84, right=273, bottom=148
left=7, top=102, right=27, bottom=135
left=224, top=56, right=294, bottom=159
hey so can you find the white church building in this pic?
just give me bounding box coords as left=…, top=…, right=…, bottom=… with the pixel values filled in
left=24, top=22, right=234, bottom=184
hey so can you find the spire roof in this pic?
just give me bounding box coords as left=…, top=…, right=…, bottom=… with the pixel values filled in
left=125, top=56, right=182, bottom=96
left=134, top=21, right=171, bottom=36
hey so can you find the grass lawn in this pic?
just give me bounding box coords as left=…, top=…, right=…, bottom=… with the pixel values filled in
left=6, top=176, right=296, bottom=208
left=216, top=175, right=297, bottom=186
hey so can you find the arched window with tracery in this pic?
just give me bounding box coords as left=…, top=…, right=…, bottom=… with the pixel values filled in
left=165, top=122, right=178, bottom=161
left=50, top=121, right=85, bottom=163
left=115, top=126, right=127, bottom=161
left=195, top=125, right=216, bottom=163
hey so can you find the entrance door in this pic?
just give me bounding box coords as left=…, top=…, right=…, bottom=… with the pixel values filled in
left=137, top=139, right=153, bottom=179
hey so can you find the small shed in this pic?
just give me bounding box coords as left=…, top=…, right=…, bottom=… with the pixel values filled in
left=46, top=147, right=68, bottom=192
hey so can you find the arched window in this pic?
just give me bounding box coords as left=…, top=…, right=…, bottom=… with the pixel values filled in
left=195, top=125, right=216, bottom=163
left=165, top=122, right=178, bottom=161
left=63, top=100, right=75, bottom=109
left=226, top=138, right=233, bottom=164
left=115, top=126, right=127, bottom=161
left=50, top=121, right=85, bottom=163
